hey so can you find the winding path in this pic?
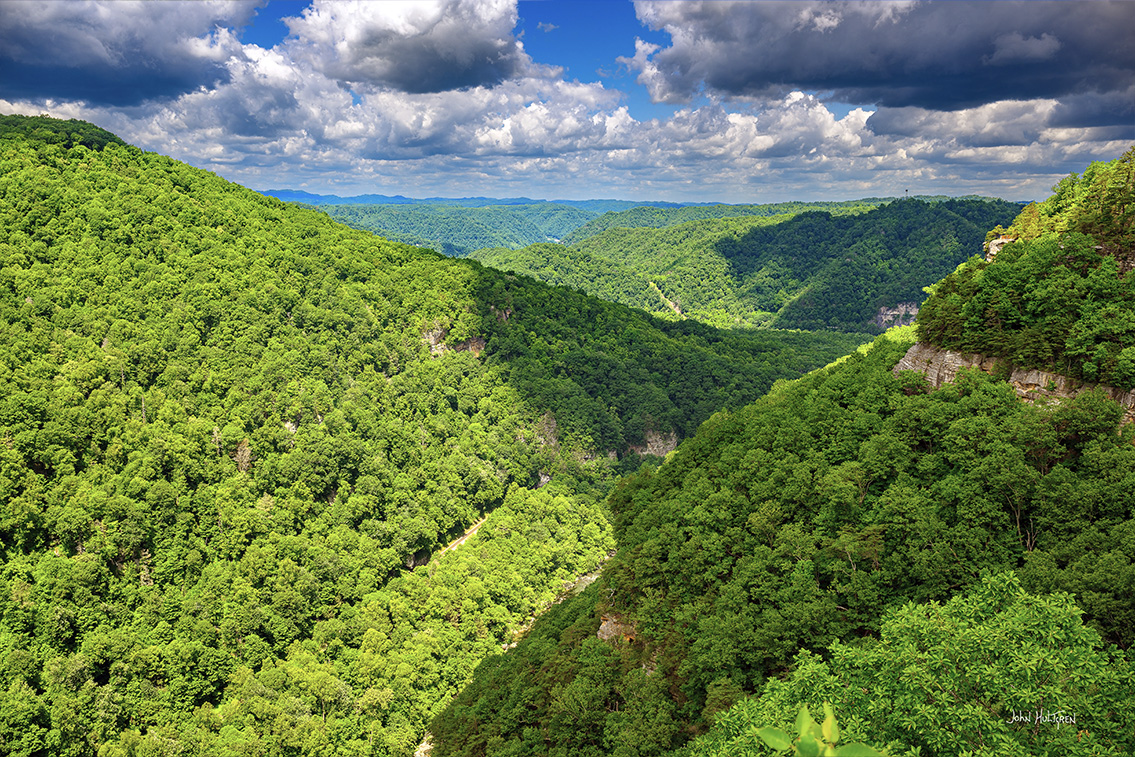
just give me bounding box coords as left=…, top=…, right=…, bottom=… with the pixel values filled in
left=437, top=515, right=488, bottom=557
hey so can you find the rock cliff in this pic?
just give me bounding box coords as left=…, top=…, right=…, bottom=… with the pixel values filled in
left=630, top=428, right=679, bottom=457
left=870, top=302, right=920, bottom=330
left=894, top=342, right=1135, bottom=425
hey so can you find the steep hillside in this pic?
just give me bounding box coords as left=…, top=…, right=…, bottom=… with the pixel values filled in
left=472, top=215, right=793, bottom=327
left=0, top=113, right=126, bottom=151
left=473, top=199, right=1022, bottom=332
left=559, top=200, right=882, bottom=245
left=0, top=117, right=865, bottom=756
left=918, top=146, right=1135, bottom=388
left=323, top=203, right=597, bottom=257
left=435, top=329, right=1135, bottom=757
left=434, top=149, right=1135, bottom=757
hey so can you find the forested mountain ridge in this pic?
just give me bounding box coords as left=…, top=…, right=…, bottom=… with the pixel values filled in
left=433, top=150, right=1135, bottom=757
left=473, top=198, right=1022, bottom=332
left=316, top=199, right=889, bottom=260
left=0, top=115, right=867, bottom=756
left=436, top=330, right=1135, bottom=757
left=917, top=146, right=1135, bottom=389
left=0, top=113, right=126, bottom=151
left=558, top=200, right=883, bottom=245
left=261, top=190, right=683, bottom=214
left=320, top=203, right=597, bottom=257
left=471, top=215, right=795, bottom=326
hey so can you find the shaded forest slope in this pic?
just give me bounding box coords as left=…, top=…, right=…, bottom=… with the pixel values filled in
left=473, top=198, right=1021, bottom=332
left=436, top=328, right=1135, bottom=757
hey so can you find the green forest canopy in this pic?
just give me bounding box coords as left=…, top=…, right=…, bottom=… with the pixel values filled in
left=319, top=199, right=891, bottom=259
left=435, top=330, right=1135, bottom=757
left=0, top=116, right=866, bottom=756
left=918, top=145, right=1135, bottom=388
left=433, top=146, right=1135, bottom=757
left=473, top=198, right=1021, bottom=333
left=321, top=203, right=598, bottom=257
left=558, top=200, right=884, bottom=245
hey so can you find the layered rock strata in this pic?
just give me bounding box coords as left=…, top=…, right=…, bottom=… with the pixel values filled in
left=894, top=342, right=1135, bottom=425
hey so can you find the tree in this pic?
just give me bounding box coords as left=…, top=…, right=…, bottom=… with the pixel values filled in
left=697, top=572, right=1135, bottom=757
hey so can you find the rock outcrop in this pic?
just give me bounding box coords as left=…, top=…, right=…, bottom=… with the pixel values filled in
left=597, top=613, right=637, bottom=643
left=870, top=302, right=919, bottom=330
left=894, top=342, right=1135, bottom=425
left=422, top=325, right=485, bottom=356
left=985, top=235, right=1015, bottom=261
left=630, top=428, right=679, bottom=457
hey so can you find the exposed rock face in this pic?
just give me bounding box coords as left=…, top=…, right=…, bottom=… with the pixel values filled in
left=413, top=735, right=433, bottom=757
left=985, top=235, right=1015, bottom=261
left=895, top=342, right=1135, bottom=425
left=597, top=613, right=637, bottom=643
left=631, top=428, right=679, bottom=457
left=870, top=302, right=920, bottom=330
left=422, top=326, right=485, bottom=356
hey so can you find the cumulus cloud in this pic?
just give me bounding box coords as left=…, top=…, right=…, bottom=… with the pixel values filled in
left=1, top=0, right=1129, bottom=204
left=0, top=0, right=258, bottom=106
left=627, top=0, right=1135, bottom=109
left=284, top=0, right=529, bottom=93
left=866, top=101, right=1058, bottom=147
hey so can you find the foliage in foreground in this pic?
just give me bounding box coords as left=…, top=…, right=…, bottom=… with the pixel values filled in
left=686, top=572, right=1133, bottom=757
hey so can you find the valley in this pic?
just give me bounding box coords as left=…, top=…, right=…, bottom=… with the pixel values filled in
left=3, top=2, right=1131, bottom=755
left=0, top=116, right=865, bottom=756
left=0, top=114, right=1131, bottom=757
left=433, top=145, right=1135, bottom=757
left=322, top=195, right=1021, bottom=334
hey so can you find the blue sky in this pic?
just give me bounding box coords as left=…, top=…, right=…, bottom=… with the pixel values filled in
left=238, top=0, right=681, bottom=120
left=2, top=1, right=1132, bottom=203
left=513, top=1, right=678, bottom=122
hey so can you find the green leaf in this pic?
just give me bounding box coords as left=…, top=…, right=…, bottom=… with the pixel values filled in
left=834, top=743, right=886, bottom=757
left=797, top=735, right=823, bottom=757
left=797, top=705, right=824, bottom=741
left=755, top=727, right=793, bottom=752
left=822, top=701, right=840, bottom=744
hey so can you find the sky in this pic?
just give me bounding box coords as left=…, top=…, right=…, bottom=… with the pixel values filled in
left=1, top=0, right=1133, bottom=203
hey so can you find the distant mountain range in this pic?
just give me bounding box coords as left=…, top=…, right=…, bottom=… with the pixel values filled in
left=258, top=188, right=691, bottom=213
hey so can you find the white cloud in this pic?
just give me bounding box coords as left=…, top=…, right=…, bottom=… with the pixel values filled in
left=284, top=0, right=529, bottom=93
left=2, top=0, right=1130, bottom=203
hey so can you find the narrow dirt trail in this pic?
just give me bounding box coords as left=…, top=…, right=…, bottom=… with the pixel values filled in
left=437, top=515, right=488, bottom=557
left=648, top=280, right=683, bottom=317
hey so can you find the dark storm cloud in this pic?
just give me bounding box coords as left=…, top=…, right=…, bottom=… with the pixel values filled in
left=0, top=60, right=227, bottom=108
left=630, top=1, right=1135, bottom=111
left=864, top=102, right=1048, bottom=146
left=1049, top=87, right=1135, bottom=130
left=0, top=1, right=258, bottom=107
left=286, top=0, right=530, bottom=94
